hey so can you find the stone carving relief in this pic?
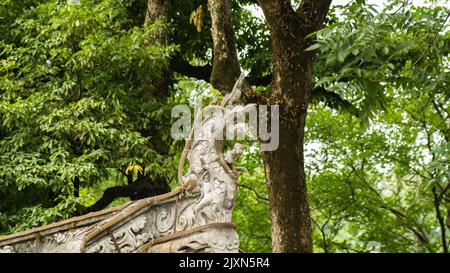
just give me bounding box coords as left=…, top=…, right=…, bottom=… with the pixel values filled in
left=0, top=245, right=14, bottom=253
left=85, top=216, right=153, bottom=253
left=147, top=226, right=239, bottom=253
left=53, top=227, right=88, bottom=245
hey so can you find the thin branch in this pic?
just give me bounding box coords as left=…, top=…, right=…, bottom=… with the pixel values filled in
left=428, top=93, right=449, bottom=142
left=237, top=183, right=269, bottom=201
left=432, top=186, right=448, bottom=253
left=392, top=0, right=409, bottom=14
left=413, top=11, right=450, bottom=66
left=350, top=164, right=432, bottom=250
left=438, top=182, right=450, bottom=201
left=350, top=164, right=381, bottom=198
left=430, top=95, right=449, bottom=123
left=312, top=87, right=359, bottom=117
left=311, top=217, right=328, bottom=253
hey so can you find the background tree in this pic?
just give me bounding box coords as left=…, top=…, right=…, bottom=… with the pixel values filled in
left=305, top=1, right=450, bottom=253
left=0, top=0, right=176, bottom=231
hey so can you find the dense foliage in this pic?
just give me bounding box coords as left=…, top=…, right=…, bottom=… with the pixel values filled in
left=0, top=0, right=177, bottom=232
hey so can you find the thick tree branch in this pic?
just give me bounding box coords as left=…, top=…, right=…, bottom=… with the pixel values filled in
left=257, top=0, right=331, bottom=37
left=73, top=176, right=80, bottom=198
left=256, top=0, right=297, bottom=31
left=249, top=74, right=272, bottom=86
left=297, top=0, right=333, bottom=34
left=171, top=55, right=272, bottom=87
left=86, top=175, right=170, bottom=213
left=171, top=56, right=211, bottom=82
left=170, top=56, right=268, bottom=104
left=171, top=56, right=360, bottom=111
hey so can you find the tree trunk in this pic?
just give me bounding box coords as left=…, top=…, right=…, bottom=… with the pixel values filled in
left=142, top=1, right=173, bottom=156
left=207, top=0, right=241, bottom=94
left=145, top=0, right=171, bottom=42
left=261, top=17, right=314, bottom=251
left=256, top=0, right=331, bottom=252
left=141, top=0, right=173, bottom=156
left=208, top=0, right=331, bottom=252
left=144, top=0, right=172, bottom=100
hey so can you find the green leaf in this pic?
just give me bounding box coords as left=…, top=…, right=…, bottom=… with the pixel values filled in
left=305, top=43, right=321, bottom=52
